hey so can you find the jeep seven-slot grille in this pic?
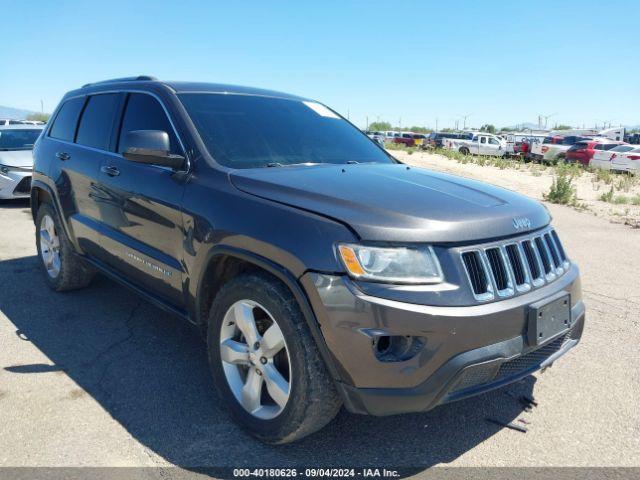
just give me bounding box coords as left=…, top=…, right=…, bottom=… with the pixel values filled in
left=486, top=248, right=509, bottom=291
left=461, top=251, right=489, bottom=296
left=505, top=244, right=526, bottom=285
left=461, top=228, right=569, bottom=302
left=535, top=237, right=552, bottom=274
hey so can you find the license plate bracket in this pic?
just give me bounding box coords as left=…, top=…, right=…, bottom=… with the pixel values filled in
left=527, top=292, right=571, bottom=346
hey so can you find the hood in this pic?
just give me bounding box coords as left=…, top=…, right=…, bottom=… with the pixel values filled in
left=230, top=164, right=550, bottom=243
left=0, top=150, right=34, bottom=168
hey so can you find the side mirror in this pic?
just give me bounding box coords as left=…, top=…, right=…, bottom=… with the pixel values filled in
left=122, top=130, right=185, bottom=170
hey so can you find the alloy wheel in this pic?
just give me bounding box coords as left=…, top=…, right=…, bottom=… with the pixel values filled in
left=219, top=300, right=291, bottom=420
left=39, top=214, right=61, bottom=278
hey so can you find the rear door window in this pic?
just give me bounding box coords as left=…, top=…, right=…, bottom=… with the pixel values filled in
left=49, top=97, right=86, bottom=142
left=75, top=94, right=121, bottom=150
left=117, top=93, right=180, bottom=155
left=610, top=145, right=635, bottom=153
left=569, top=142, right=589, bottom=151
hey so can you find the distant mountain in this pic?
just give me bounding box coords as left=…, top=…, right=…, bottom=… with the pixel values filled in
left=0, top=105, right=39, bottom=120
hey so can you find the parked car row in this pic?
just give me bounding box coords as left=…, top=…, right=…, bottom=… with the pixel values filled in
left=0, top=118, right=45, bottom=126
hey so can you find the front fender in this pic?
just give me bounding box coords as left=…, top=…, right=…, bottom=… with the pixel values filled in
left=192, top=244, right=348, bottom=383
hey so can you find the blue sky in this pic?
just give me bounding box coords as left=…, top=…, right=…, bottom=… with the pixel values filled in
left=2, top=0, right=638, bottom=129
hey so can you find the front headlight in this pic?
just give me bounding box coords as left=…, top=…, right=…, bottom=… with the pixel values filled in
left=338, top=244, right=444, bottom=284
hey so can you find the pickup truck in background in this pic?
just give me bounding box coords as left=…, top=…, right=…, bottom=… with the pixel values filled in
left=445, top=133, right=507, bottom=157
left=393, top=132, right=417, bottom=147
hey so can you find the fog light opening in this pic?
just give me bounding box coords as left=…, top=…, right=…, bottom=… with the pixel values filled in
left=373, top=335, right=426, bottom=362
left=374, top=335, right=391, bottom=355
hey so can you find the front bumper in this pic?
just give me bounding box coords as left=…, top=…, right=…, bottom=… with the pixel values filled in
left=0, top=169, right=31, bottom=199
left=301, top=264, right=584, bottom=416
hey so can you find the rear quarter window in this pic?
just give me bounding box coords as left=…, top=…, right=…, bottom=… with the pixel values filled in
left=49, top=97, right=86, bottom=142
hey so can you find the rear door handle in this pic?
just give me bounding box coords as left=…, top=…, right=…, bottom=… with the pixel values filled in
left=56, top=152, right=71, bottom=161
left=100, top=165, right=120, bottom=177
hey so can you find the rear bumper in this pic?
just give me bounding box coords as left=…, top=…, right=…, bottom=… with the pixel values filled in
left=301, top=264, right=584, bottom=416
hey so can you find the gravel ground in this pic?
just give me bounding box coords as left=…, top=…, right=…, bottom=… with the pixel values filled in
left=0, top=179, right=638, bottom=474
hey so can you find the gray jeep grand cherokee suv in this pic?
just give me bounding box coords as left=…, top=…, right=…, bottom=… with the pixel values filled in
left=31, top=76, right=585, bottom=443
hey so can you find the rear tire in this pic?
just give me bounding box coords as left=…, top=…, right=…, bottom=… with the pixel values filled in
left=35, top=203, right=95, bottom=292
left=207, top=272, right=341, bottom=444
left=459, top=147, right=470, bottom=155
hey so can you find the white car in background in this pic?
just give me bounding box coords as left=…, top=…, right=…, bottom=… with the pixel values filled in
left=0, top=125, right=43, bottom=199
left=364, top=130, right=386, bottom=147
left=591, top=144, right=640, bottom=174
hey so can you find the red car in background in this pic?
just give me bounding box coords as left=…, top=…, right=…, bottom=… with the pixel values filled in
left=393, top=132, right=417, bottom=147
left=566, top=139, right=625, bottom=166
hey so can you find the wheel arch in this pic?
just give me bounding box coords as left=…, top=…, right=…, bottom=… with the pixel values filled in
left=30, top=180, right=54, bottom=222
left=194, top=245, right=344, bottom=383
left=31, top=180, right=84, bottom=255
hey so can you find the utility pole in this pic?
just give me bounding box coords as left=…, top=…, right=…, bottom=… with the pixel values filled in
left=461, top=114, right=471, bottom=130
left=40, top=99, right=44, bottom=113
left=366, top=116, right=369, bottom=130
left=540, top=113, right=557, bottom=129
left=435, top=118, right=438, bottom=133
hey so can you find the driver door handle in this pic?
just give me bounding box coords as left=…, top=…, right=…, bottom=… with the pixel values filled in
left=101, top=165, right=120, bottom=177
left=56, top=152, right=70, bottom=161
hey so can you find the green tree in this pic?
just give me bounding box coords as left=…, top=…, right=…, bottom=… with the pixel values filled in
left=554, top=124, right=572, bottom=130
left=409, top=126, right=433, bottom=134
left=367, top=121, right=392, bottom=131
left=26, top=112, right=50, bottom=122
left=480, top=124, right=496, bottom=133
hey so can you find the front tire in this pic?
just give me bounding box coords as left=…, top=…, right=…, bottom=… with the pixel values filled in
left=459, top=147, right=470, bottom=155
left=35, top=203, right=95, bottom=291
left=207, top=272, right=341, bottom=444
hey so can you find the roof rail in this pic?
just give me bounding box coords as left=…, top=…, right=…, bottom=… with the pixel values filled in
left=82, top=75, right=158, bottom=88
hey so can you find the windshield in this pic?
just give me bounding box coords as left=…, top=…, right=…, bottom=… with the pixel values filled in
left=179, top=93, right=394, bottom=168
left=0, top=129, right=41, bottom=150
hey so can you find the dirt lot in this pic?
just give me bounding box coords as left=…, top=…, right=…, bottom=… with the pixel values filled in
left=0, top=157, right=639, bottom=474
left=394, top=149, right=640, bottom=228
